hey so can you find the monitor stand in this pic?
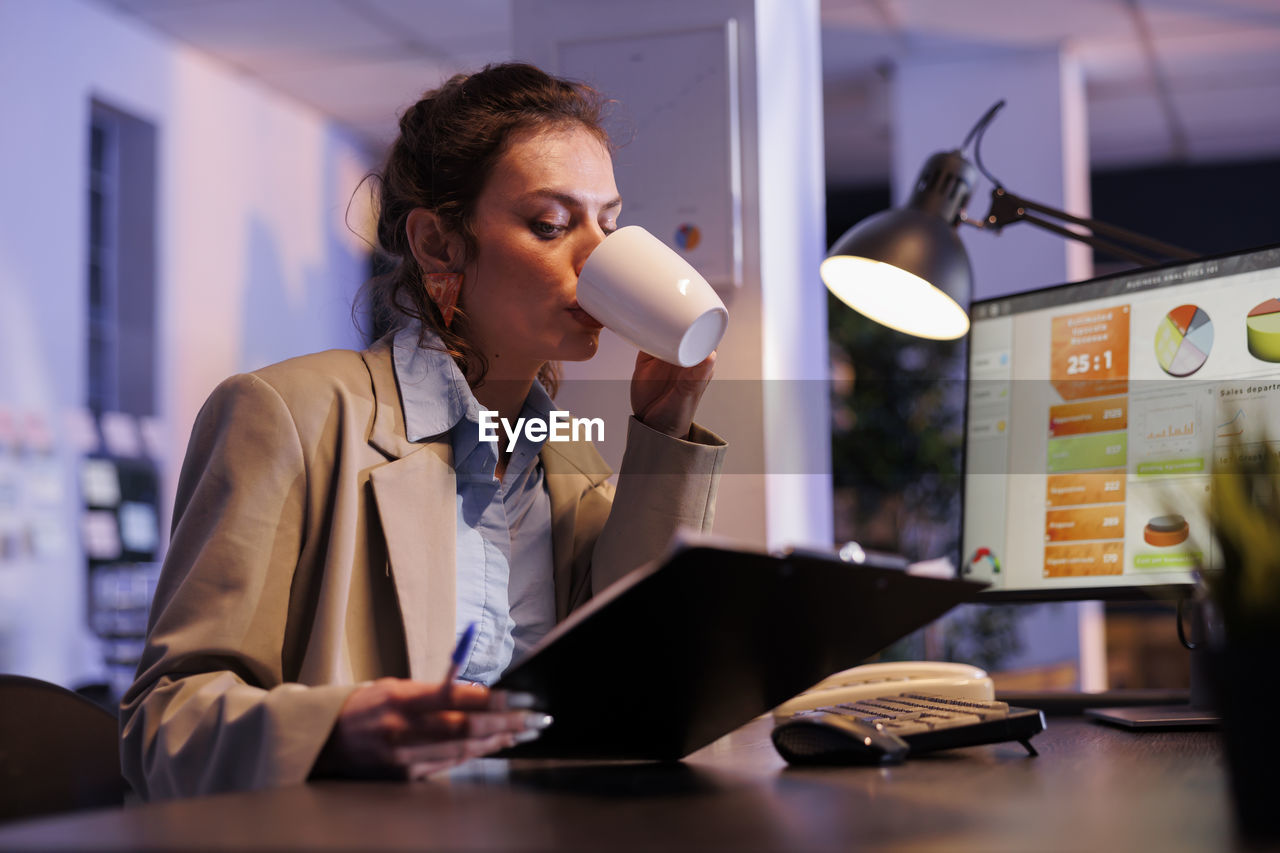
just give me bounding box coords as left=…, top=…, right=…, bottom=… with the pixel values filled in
left=1085, top=598, right=1219, bottom=730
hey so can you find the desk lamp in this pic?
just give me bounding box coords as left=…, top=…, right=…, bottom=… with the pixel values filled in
left=822, top=101, right=1198, bottom=339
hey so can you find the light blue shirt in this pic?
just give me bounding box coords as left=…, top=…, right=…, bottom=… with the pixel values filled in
left=392, top=326, right=557, bottom=684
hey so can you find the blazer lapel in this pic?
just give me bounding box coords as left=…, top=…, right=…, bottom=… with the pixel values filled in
left=369, top=446, right=456, bottom=681
left=363, top=341, right=457, bottom=680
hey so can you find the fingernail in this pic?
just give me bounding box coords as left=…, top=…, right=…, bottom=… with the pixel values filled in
left=513, top=728, right=542, bottom=744
left=504, top=691, right=538, bottom=709
left=524, top=713, right=554, bottom=730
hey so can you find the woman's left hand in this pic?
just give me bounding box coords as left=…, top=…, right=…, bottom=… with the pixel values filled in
left=630, top=351, right=716, bottom=439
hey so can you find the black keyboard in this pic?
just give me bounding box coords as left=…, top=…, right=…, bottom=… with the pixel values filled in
left=771, top=692, right=1047, bottom=766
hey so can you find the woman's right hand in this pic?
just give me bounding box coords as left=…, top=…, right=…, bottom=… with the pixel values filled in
left=316, top=678, right=550, bottom=779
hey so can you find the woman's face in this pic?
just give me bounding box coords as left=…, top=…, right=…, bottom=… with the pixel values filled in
left=459, top=124, right=621, bottom=376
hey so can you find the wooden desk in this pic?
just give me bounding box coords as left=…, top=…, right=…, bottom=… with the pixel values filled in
left=0, top=717, right=1231, bottom=851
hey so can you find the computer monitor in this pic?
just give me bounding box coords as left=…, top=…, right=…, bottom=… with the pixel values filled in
left=962, top=243, right=1280, bottom=601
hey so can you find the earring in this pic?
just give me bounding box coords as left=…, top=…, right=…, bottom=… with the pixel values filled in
left=424, top=272, right=463, bottom=329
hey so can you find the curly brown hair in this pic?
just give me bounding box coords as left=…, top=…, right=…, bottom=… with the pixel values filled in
left=363, top=62, right=611, bottom=395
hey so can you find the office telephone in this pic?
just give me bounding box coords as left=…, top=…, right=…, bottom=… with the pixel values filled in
left=772, top=661, right=994, bottom=718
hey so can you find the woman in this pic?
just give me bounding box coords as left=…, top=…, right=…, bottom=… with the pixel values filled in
left=120, top=63, right=726, bottom=799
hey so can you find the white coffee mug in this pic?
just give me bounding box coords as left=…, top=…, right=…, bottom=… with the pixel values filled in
left=576, top=226, right=729, bottom=368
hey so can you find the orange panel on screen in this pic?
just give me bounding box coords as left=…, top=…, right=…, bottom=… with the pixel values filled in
left=1048, top=397, right=1128, bottom=437
left=1043, top=542, right=1125, bottom=577
left=1049, top=306, right=1131, bottom=401
left=1045, top=505, right=1126, bottom=542
left=1045, top=470, right=1127, bottom=507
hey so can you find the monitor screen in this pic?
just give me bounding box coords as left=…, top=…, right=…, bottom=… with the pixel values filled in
left=962, top=244, right=1280, bottom=599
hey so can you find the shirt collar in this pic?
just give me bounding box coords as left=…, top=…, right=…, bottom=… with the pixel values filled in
left=391, top=324, right=556, bottom=445
left=392, top=324, right=478, bottom=441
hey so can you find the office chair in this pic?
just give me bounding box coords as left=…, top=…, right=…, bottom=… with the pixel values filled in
left=0, top=674, right=130, bottom=822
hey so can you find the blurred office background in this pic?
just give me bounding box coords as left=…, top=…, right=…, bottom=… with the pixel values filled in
left=1, top=0, right=1277, bottom=701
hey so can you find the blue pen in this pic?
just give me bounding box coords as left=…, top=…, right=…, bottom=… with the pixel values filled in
left=444, top=621, right=479, bottom=687
left=445, top=620, right=547, bottom=730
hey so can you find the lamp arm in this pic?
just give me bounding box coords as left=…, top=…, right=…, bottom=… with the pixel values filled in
left=982, top=187, right=1198, bottom=266
left=1017, top=211, right=1164, bottom=268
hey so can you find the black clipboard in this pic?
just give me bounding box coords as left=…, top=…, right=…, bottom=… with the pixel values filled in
left=495, top=538, right=985, bottom=759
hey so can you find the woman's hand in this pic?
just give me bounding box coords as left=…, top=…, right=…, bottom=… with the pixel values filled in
left=317, top=678, right=549, bottom=780
left=630, top=351, right=716, bottom=439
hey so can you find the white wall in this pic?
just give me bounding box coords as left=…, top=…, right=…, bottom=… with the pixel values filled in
left=0, top=0, right=371, bottom=687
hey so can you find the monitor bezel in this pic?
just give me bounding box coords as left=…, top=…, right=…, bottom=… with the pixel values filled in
left=962, top=241, right=1280, bottom=602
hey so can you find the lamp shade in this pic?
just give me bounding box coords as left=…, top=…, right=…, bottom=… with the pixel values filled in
left=822, top=151, right=977, bottom=340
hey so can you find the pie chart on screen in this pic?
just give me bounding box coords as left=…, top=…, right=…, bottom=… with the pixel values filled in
left=1246, top=298, right=1280, bottom=362
left=1154, top=305, right=1213, bottom=377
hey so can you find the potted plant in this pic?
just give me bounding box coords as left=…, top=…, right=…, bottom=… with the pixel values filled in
left=1201, top=439, right=1280, bottom=842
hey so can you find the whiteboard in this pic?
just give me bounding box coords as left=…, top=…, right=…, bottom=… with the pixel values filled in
left=559, top=22, right=743, bottom=291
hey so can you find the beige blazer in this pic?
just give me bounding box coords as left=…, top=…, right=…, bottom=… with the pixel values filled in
left=120, top=338, right=726, bottom=800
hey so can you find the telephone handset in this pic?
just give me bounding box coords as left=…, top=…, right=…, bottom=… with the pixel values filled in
left=771, top=661, right=994, bottom=719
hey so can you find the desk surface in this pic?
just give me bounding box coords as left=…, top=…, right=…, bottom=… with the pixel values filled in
left=0, top=717, right=1231, bottom=851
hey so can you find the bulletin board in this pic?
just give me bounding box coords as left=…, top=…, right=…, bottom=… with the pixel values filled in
left=559, top=22, right=743, bottom=291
